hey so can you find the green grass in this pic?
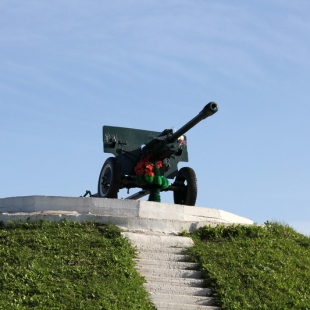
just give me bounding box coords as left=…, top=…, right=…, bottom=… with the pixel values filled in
left=2, top=220, right=310, bottom=310
left=185, top=222, right=310, bottom=310
left=0, top=221, right=155, bottom=310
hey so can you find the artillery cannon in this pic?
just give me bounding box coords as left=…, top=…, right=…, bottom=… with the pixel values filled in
left=97, top=102, right=218, bottom=205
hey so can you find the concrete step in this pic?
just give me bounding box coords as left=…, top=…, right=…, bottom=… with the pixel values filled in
left=138, top=252, right=190, bottom=261
left=155, top=302, right=220, bottom=310
left=135, top=259, right=199, bottom=270
left=137, top=266, right=202, bottom=278
left=144, top=283, right=211, bottom=296
left=150, top=293, right=217, bottom=306
left=137, top=246, right=187, bottom=255
left=123, top=232, right=195, bottom=247
left=143, top=275, right=206, bottom=287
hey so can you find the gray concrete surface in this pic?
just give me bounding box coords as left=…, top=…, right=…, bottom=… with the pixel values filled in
left=0, top=196, right=253, bottom=234
left=123, top=232, right=220, bottom=310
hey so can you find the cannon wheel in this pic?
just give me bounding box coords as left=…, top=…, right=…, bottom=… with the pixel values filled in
left=98, top=157, right=121, bottom=198
left=173, top=167, right=197, bottom=206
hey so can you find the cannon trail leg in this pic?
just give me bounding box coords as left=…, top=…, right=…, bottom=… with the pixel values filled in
left=98, top=157, right=121, bottom=198
left=173, top=167, right=197, bottom=206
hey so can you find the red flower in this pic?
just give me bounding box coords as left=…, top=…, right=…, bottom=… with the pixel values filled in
left=135, top=156, right=163, bottom=178
left=145, top=170, right=154, bottom=176
left=145, top=162, right=154, bottom=171
left=134, top=161, right=145, bottom=175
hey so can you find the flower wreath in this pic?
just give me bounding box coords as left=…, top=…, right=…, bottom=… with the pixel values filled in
left=134, top=154, right=169, bottom=202
left=134, top=154, right=169, bottom=188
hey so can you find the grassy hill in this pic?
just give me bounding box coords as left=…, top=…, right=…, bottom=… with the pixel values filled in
left=0, top=221, right=155, bottom=309
left=185, top=222, right=310, bottom=309
left=1, top=220, right=309, bottom=309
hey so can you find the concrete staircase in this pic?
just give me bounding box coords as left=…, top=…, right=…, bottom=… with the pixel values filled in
left=123, top=232, right=220, bottom=310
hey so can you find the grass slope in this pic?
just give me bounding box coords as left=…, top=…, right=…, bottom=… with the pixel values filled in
left=185, top=222, right=310, bottom=310
left=2, top=220, right=309, bottom=310
left=0, top=221, right=155, bottom=310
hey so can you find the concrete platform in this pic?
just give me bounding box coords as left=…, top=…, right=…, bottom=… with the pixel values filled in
left=0, top=196, right=253, bottom=233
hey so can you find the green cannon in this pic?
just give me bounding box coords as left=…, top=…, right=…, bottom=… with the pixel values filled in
left=97, top=102, right=218, bottom=205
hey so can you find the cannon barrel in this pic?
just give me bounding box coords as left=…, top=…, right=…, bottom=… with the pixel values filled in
left=168, top=102, right=218, bottom=143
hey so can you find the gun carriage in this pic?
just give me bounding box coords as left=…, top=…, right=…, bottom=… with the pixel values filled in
left=97, top=102, right=218, bottom=206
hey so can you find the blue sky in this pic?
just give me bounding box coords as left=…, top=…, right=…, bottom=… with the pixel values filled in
left=1, top=1, right=309, bottom=235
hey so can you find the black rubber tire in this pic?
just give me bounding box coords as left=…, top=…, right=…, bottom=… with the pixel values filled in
left=173, top=167, right=197, bottom=206
left=98, top=157, right=121, bottom=198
